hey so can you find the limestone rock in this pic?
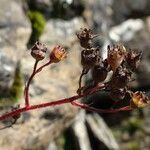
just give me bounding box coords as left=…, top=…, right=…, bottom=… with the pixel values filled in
left=0, top=0, right=31, bottom=94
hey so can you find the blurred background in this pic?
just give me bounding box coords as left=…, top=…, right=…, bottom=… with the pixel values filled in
left=0, top=0, right=150, bottom=149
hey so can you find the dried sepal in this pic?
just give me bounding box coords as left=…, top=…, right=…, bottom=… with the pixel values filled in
left=76, top=28, right=93, bottom=49
left=109, top=66, right=131, bottom=89
left=31, top=41, right=47, bottom=61
left=126, top=50, right=142, bottom=70
left=81, top=48, right=100, bottom=69
left=130, top=91, right=150, bottom=108
left=50, top=45, right=67, bottom=63
left=107, top=44, right=126, bottom=72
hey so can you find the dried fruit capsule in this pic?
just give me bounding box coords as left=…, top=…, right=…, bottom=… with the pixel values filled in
left=81, top=48, right=100, bottom=69
left=109, top=67, right=131, bottom=89
left=130, top=91, right=150, bottom=108
left=92, top=63, right=108, bottom=84
left=50, top=45, right=67, bottom=63
left=30, top=41, right=47, bottom=61
left=126, top=50, right=142, bottom=71
left=76, top=28, right=93, bottom=49
left=107, top=44, right=126, bottom=72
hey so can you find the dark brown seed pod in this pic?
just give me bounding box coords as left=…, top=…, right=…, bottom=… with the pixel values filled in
left=31, top=41, right=47, bottom=61
left=126, top=50, right=142, bottom=71
left=81, top=48, right=100, bottom=69
left=109, top=66, right=131, bottom=89
left=76, top=28, right=93, bottom=49
left=107, top=44, right=126, bottom=72
left=92, top=63, right=108, bottom=84
left=109, top=88, right=127, bottom=100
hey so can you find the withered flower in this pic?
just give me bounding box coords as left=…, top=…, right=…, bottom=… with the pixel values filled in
left=31, top=41, right=47, bottom=61
left=110, top=88, right=126, bottom=100
left=107, top=44, right=126, bottom=72
left=81, top=48, right=100, bottom=69
left=76, top=28, right=93, bottom=49
left=126, top=50, right=142, bottom=70
left=50, top=45, right=67, bottom=63
left=109, top=66, right=131, bottom=89
left=92, top=62, right=108, bottom=84
left=130, top=91, right=150, bottom=108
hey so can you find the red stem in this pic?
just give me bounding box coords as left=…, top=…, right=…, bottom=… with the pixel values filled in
left=71, top=101, right=132, bottom=113
left=35, top=60, right=52, bottom=74
left=0, top=84, right=105, bottom=121
left=24, top=60, right=52, bottom=107
left=24, top=60, right=39, bottom=106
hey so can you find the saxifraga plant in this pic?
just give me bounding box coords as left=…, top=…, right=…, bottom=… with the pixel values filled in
left=0, top=28, right=149, bottom=128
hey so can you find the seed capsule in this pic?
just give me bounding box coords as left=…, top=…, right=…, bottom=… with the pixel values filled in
left=126, top=50, right=142, bottom=71
left=130, top=91, right=150, bottom=108
left=107, top=44, right=126, bottom=72
left=92, top=63, right=108, bottom=84
left=109, top=67, right=131, bottom=89
left=76, top=28, right=93, bottom=49
left=30, top=41, right=47, bottom=61
left=50, top=45, right=67, bottom=63
left=81, top=48, right=100, bottom=69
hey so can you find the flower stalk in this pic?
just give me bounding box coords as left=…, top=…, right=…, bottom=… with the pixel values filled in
left=0, top=28, right=149, bottom=127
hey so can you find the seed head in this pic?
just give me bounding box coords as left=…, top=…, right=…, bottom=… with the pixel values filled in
left=30, top=41, right=47, bottom=61
left=130, top=91, right=150, bottom=108
left=126, top=50, right=142, bottom=71
left=81, top=48, right=100, bottom=69
left=50, top=45, right=67, bottom=63
left=92, top=62, right=108, bottom=84
left=109, top=66, right=131, bottom=89
left=76, top=28, right=93, bottom=49
left=107, top=44, right=126, bottom=72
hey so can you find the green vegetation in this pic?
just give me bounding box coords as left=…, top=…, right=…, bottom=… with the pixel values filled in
left=0, top=62, right=23, bottom=106
left=122, top=117, right=142, bottom=134
left=126, top=141, right=140, bottom=150
left=27, top=11, right=46, bottom=47
left=9, top=62, right=23, bottom=101
left=55, top=135, right=65, bottom=150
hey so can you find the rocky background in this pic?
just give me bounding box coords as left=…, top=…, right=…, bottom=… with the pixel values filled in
left=0, top=0, right=150, bottom=150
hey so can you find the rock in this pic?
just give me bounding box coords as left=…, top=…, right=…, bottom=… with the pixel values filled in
left=72, top=111, right=92, bottom=150
left=64, top=111, right=119, bottom=150
left=86, top=113, right=119, bottom=150
left=0, top=16, right=86, bottom=149
left=112, top=0, right=150, bottom=24
left=26, top=0, right=85, bottom=20
left=0, top=0, right=31, bottom=95
left=109, top=19, right=144, bottom=42
left=109, top=18, right=150, bottom=88
left=47, top=141, right=58, bottom=150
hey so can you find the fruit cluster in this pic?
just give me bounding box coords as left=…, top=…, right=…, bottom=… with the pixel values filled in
left=77, top=28, right=149, bottom=108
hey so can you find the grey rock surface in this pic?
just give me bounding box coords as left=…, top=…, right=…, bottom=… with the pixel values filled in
left=0, top=0, right=31, bottom=94
left=0, top=15, right=86, bottom=149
